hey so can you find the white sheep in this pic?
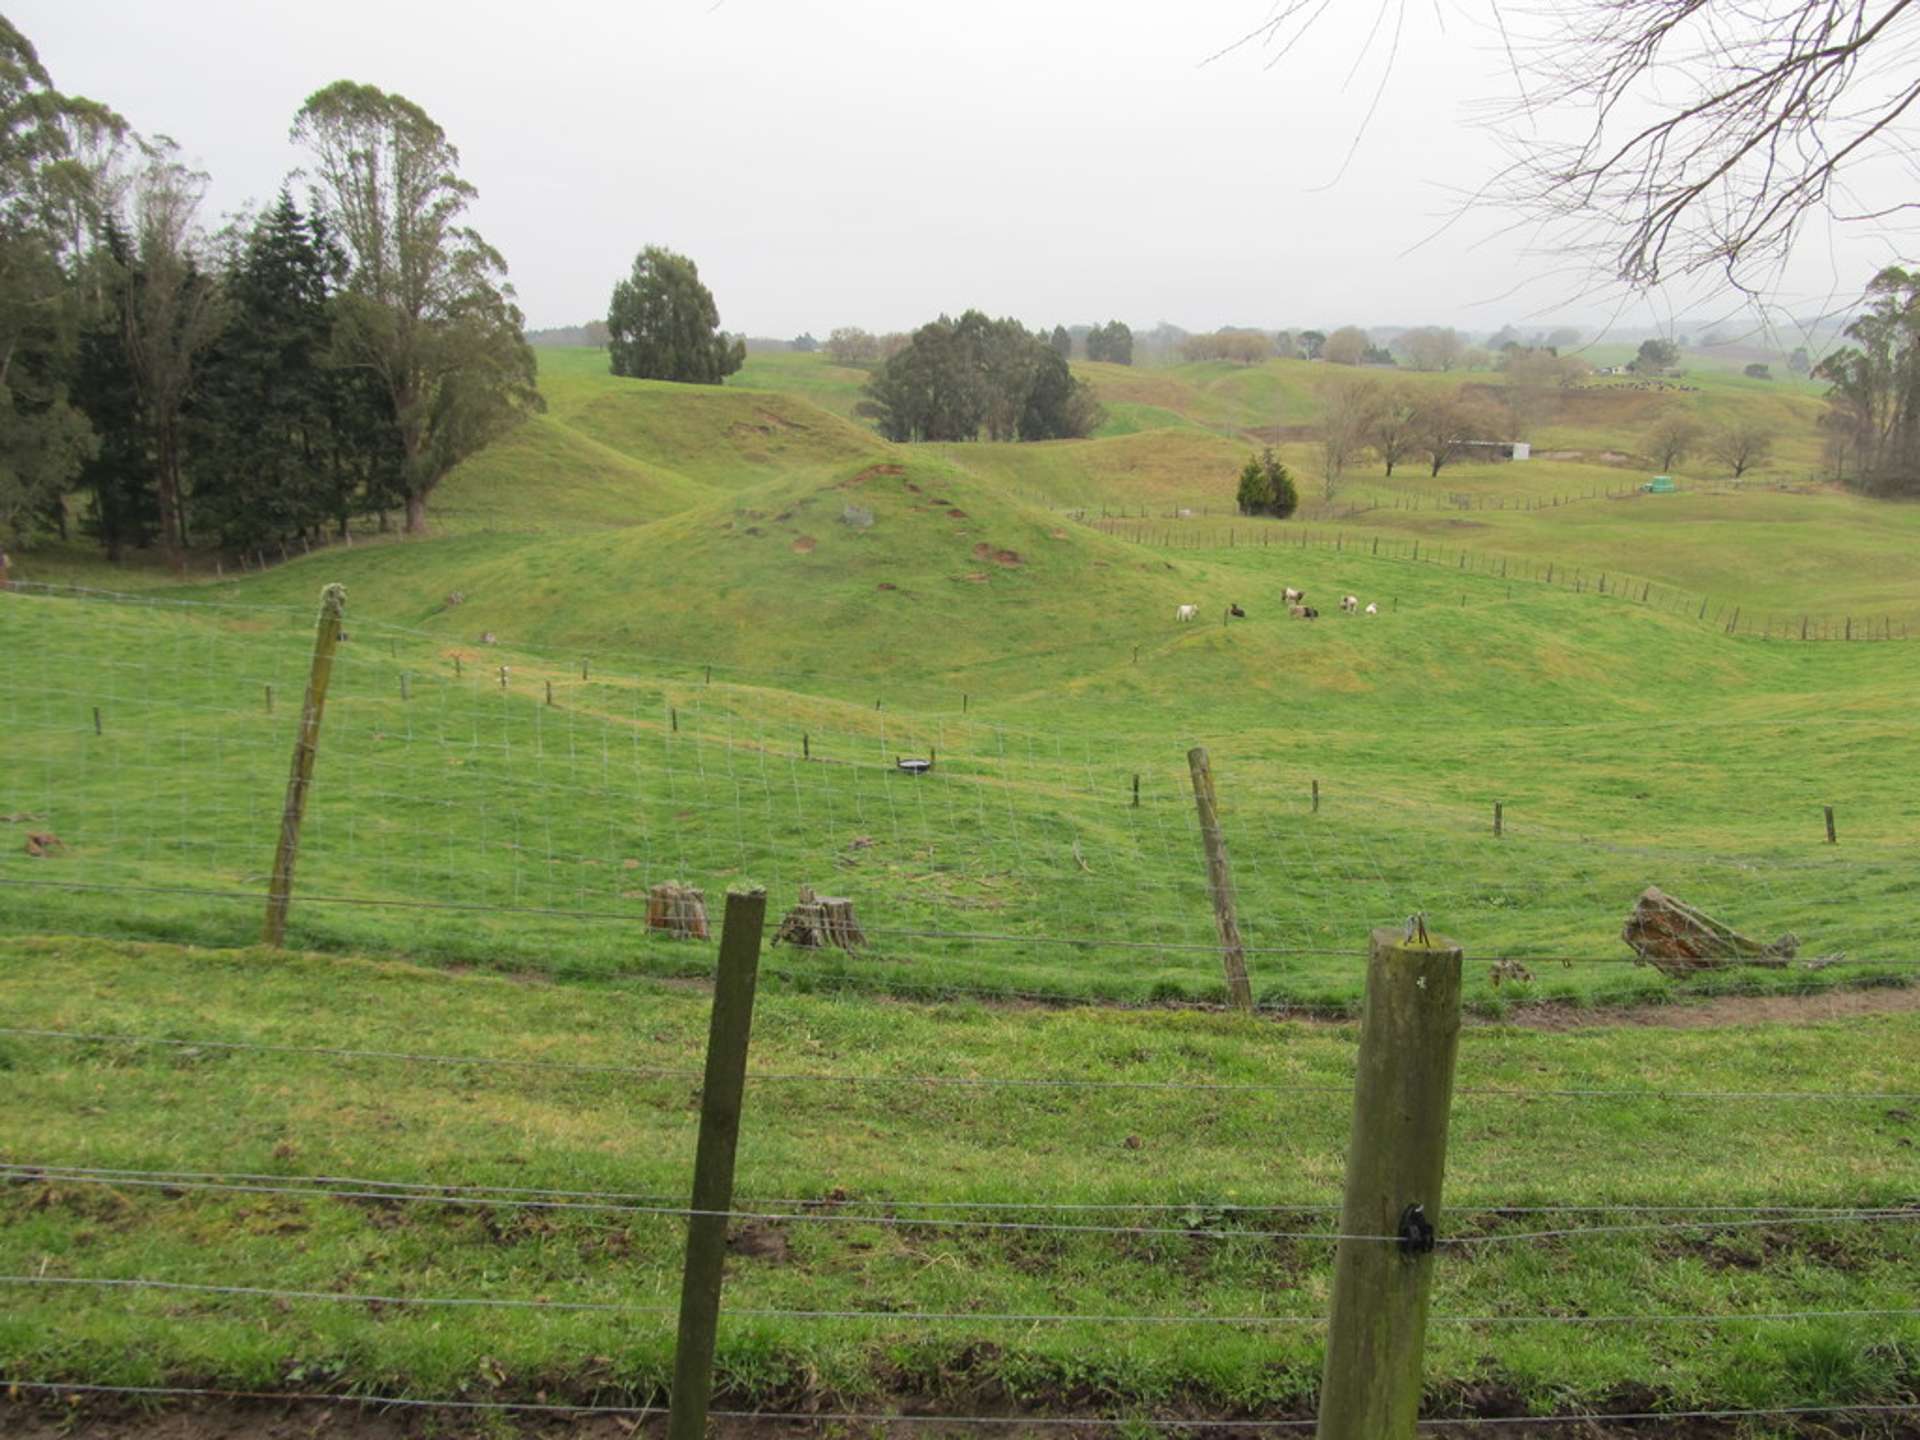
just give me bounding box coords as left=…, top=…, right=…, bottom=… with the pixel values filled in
left=1283, top=586, right=1304, bottom=604
left=1175, top=603, right=1198, bottom=622
left=1364, top=602, right=1378, bottom=615
left=1340, top=595, right=1359, bottom=613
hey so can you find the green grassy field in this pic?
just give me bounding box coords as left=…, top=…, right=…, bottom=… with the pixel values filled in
left=5, top=342, right=1920, bottom=1432
left=3, top=936, right=1916, bottom=1426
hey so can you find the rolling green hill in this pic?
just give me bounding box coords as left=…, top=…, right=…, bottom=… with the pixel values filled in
left=8, top=333, right=1920, bottom=1432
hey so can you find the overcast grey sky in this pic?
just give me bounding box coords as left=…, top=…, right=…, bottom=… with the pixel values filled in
left=14, top=1, right=1909, bottom=339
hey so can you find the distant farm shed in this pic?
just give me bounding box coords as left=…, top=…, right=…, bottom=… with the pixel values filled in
left=1454, top=440, right=1530, bottom=462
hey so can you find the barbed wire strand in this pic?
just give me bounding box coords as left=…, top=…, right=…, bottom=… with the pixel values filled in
left=14, top=1162, right=1905, bottom=1218
left=7, top=1275, right=1920, bottom=1331
left=8, top=1168, right=1915, bottom=1244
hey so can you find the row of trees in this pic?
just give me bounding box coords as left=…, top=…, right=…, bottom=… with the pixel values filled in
left=1815, top=266, right=1920, bottom=496
left=823, top=326, right=909, bottom=367
left=1644, top=415, right=1775, bottom=476
left=860, top=311, right=1103, bottom=443
left=0, top=20, right=540, bottom=558
left=1311, top=381, right=1504, bottom=494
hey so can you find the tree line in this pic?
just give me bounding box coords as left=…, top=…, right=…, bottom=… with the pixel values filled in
left=1816, top=266, right=1920, bottom=496
left=0, top=20, right=540, bottom=564
left=859, top=310, right=1104, bottom=442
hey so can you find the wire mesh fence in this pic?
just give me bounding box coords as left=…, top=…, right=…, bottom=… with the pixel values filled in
left=2, top=584, right=1915, bottom=1013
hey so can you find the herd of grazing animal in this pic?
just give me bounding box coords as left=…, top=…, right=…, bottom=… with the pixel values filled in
left=1178, top=586, right=1377, bottom=624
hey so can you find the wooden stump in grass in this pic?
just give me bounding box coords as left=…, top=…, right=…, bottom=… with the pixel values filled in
left=647, top=882, right=710, bottom=940
left=772, top=885, right=866, bottom=951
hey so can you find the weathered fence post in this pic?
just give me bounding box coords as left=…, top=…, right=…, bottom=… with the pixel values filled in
left=262, top=583, right=346, bottom=948
left=1493, top=801, right=1503, bottom=838
left=1186, top=746, right=1254, bottom=1011
left=1312, top=779, right=1320, bottom=814
left=1825, top=805, right=1837, bottom=845
left=1132, top=773, right=1140, bottom=808
left=667, top=886, right=769, bottom=1440
left=1315, top=924, right=1465, bottom=1440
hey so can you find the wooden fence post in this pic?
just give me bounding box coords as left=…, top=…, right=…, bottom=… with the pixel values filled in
left=1825, top=805, right=1837, bottom=844
left=1315, top=924, right=1464, bottom=1440
left=1493, top=801, right=1503, bottom=838
left=1312, top=779, right=1320, bottom=813
left=262, top=583, right=346, bottom=948
left=1186, top=746, right=1254, bottom=1011
left=1132, top=774, right=1140, bottom=808
left=666, top=887, right=769, bottom=1440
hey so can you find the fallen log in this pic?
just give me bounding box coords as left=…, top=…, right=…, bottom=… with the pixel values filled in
left=1621, top=886, right=1796, bottom=978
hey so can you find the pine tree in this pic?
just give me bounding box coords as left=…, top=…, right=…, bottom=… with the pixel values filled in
left=192, top=192, right=340, bottom=547
left=607, top=246, right=745, bottom=383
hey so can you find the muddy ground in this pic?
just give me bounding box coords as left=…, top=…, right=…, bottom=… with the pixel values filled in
left=5, top=1394, right=1920, bottom=1439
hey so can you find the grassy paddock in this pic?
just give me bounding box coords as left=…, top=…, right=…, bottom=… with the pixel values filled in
left=5, top=586, right=1919, bottom=1012
left=1, top=935, right=1916, bottom=1423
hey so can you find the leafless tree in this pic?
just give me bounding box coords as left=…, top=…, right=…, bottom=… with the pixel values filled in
left=1646, top=413, right=1704, bottom=469
left=1708, top=421, right=1776, bottom=476
left=1500, top=348, right=1590, bottom=436
left=117, top=141, right=225, bottom=567
left=1214, top=1, right=1920, bottom=291
left=1322, top=325, right=1369, bottom=365
left=1318, top=376, right=1379, bottom=495
left=1412, top=395, right=1494, bottom=476
left=1182, top=330, right=1273, bottom=364
left=1397, top=325, right=1464, bottom=371
left=1369, top=385, right=1421, bottom=475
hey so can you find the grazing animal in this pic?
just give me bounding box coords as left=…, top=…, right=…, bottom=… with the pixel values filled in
left=1303, top=605, right=1319, bottom=619
left=1176, top=603, right=1198, bottom=622
left=1228, top=603, right=1246, bottom=618
left=1290, top=604, right=1319, bottom=620
left=1340, top=595, right=1359, bottom=613
left=1283, top=586, right=1304, bottom=604
left=1364, top=602, right=1378, bottom=615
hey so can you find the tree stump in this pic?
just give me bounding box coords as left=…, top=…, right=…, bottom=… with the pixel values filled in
left=647, top=882, right=710, bottom=940
left=772, top=885, right=866, bottom=951
left=1621, top=886, right=1795, bottom=978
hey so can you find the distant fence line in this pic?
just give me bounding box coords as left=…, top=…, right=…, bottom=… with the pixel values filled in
left=1074, top=514, right=1909, bottom=642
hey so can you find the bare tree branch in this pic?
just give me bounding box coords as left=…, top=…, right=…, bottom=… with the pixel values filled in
left=1217, top=0, right=1920, bottom=290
